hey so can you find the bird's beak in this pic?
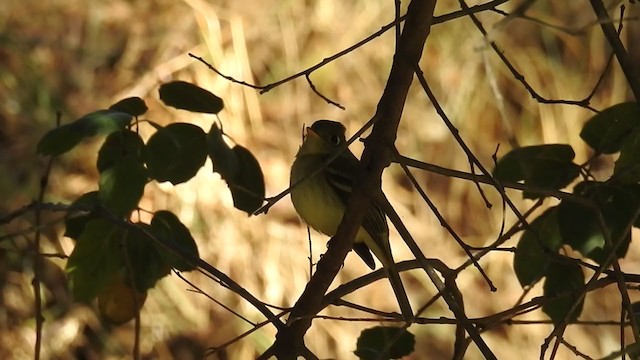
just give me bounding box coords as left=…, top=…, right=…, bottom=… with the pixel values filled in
left=304, top=126, right=320, bottom=141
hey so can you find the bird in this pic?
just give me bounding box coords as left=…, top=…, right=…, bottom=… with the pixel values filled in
left=290, top=119, right=413, bottom=320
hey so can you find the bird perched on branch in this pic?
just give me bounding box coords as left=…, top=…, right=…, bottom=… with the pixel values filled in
left=290, top=119, right=412, bottom=320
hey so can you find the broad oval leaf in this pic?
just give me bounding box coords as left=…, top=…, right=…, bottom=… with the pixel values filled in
left=583, top=183, right=636, bottom=264
left=99, top=156, right=147, bottom=216
left=145, top=123, right=207, bottom=185
left=207, top=123, right=239, bottom=179
left=558, top=181, right=637, bottom=264
left=97, top=130, right=145, bottom=172
left=542, top=261, right=584, bottom=324
left=514, top=207, right=562, bottom=287
left=37, top=109, right=133, bottom=156
left=493, top=144, right=579, bottom=199
left=109, top=97, right=148, bottom=117
left=159, top=81, right=224, bottom=114
left=66, top=219, right=122, bottom=302
left=150, top=211, right=199, bottom=271
left=614, top=129, right=640, bottom=183
left=557, top=198, right=603, bottom=257
left=354, top=326, right=415, bottom=360
left=580, top=101, right=640, bottom=154
left=74, top=109, right=133, bottom=137
left=124, top=223, right=171, bottom=290
left=37, top=123, right=85, bottom=156
left=228, top=145, right=265, bottom=214
left=64, top=191, right=102, bottom=240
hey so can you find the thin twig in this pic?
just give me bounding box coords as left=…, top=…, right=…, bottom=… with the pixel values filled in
left=589, top=1, right=640, bottom=101
left=32, top=111, right=61, bottom=360
left=176, top=271, right=255, bottom=325
left=459, top=0, right=600, bottom=112
left=397, top=160, right=495, bottom=291
left=190, top=0, right=509, bottom=109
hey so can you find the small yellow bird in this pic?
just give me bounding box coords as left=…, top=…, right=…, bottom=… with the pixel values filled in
left=290, top=120, right=412, bottom=319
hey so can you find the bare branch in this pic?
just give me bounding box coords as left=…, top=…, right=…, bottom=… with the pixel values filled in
left=589, top=1, right=640, bottom=101
left=266, top=0, right=439, bottom=357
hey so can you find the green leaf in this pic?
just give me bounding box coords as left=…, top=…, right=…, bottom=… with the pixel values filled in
left=558, top=181, right=637, bottom=264
left=557, top=197, right=603, bottom=257
left=159, top=81, right=224, bottom=114
left=145, top=123, right=207, bottom=185
left=73, top=109, right=133, bottom=137
left=109, top=97, right=148, bottom=117
left=64, top=191, right=102, bottom=240
left=99, top=156, right=147, bottom=216
left=354, top=326, right=415, bottom=360
left=150, top=211, right=199, bottom=271
left=124, top=223, right=170, bottom=290
left=614, top=130, right=640, bottom=183
left=66, top=219, right=122, bottom=302
left=207, top=123, right=239, bottom=179
left=36, top=123, right=85, bottom=156
left=227, top=145, right=265, bottom=214
left=37, top=109, right=133, bottom=156
left=514, top=207, right=562, bottom=287
left=542, top=261, right=584, bottom=324
left=493, top=144, right=580, bottom=199
left=580, top=102, right=640, bottom=154
left=584, top=183, right=636, bottom=264
left=97, top=130, right=145, bottom=172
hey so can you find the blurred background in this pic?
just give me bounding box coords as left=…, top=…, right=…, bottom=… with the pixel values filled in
left=1, top=0, right=640, bottom=358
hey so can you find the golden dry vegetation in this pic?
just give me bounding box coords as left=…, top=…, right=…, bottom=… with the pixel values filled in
left=1, top=0, right=640, bottom=359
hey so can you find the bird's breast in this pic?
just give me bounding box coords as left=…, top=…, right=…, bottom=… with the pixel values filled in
left=290, top=156, right=345, bottom=237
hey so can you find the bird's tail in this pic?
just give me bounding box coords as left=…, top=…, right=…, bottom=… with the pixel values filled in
left=384, top=259, right=414, bottom=322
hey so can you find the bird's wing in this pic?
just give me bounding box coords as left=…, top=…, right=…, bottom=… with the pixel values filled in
left=323, top=152, right=390, bottom=266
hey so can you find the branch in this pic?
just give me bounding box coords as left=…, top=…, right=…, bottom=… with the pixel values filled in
left=589, top=1, right=640, bottom=101
left=33, top=112, right=60, bottom=360
left=459, top=0, right=601, bottom=112
left=190, top=1, right=509, bottom=110
left=265, top=0, right=438, bottom=358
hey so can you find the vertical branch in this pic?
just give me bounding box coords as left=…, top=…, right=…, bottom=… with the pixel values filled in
left=263, top=0, right=438, bottom=358
left=589, top=1, right=640, bottom=101
left=33, top=111, right=61, bottom=359
left=121, top=230, right=142, bottom=360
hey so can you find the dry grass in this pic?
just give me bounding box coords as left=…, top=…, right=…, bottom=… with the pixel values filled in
left=1, top=0, right=640, bottom=359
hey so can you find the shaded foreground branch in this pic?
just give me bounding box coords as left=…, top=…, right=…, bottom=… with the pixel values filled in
left=262, top=0, right=438, bottom=358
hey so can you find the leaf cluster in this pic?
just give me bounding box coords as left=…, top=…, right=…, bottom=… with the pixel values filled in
left=37, top=81, right=266, bottom=323
left=494, top=102, right=640, bottom=324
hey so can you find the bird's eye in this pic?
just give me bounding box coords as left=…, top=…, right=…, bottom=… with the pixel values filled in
left=329, top=135, right=341, bottom=145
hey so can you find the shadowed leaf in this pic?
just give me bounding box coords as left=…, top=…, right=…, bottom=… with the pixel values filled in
left=614, top=130, right=640, bottom=183
left=64, top=191, right=102, bottom=240
left=228, top=145, right=265, bottom=214
left=109, top=97, right=148, bottom=117
left=580, top=101, right=640, bottom=154
left=493, top=144, right=579, bottom=199
left=37, top=110, right=133, bottom=156
left=145, top=123, right=207, bottom=185
left=99, top=156, right=147, bottom=216
left=207, top=123, right=239, bottom=179
left=354, top=326, right=415, bottom=360
left=542, top=261, right=584, bottom=324
left=514, top=207, right=562, bottom=287
left=159, top=81, right=224, bottom=114
left=151, top=211, right=199, bottom=271
left=97, top=130, right=145, bottom=172
left=124, top=223, right=170, bottom=290
left=66, top=219, right=122, bottom=302
left=558, top=181, right=637, bottom=265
